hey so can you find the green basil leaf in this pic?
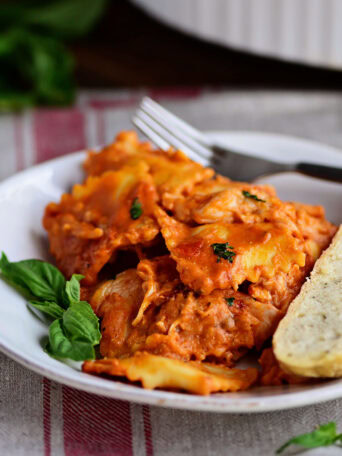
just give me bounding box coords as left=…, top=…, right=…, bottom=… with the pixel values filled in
left=65, top=274, right=84, bottom=305
left=0, top=0, right=108, bottom=111
left=0, top=0, right=107, bottom=38
left=63, top=301, right=101, bottom=345
left=24, top=0, right=108, bottom=39
left=29, top=300, right=64, bottom=319
left=277, top=422, right=340, bottom=454
left=0, top=252, right=66, bottom=305
left=46, top=319, right=95, bottom=361
left=0, top=29, right=75, bottom=111
left=0, top=252, right=101, bottom=362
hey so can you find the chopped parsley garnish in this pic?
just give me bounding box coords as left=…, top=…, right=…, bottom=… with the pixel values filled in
left=242, top=190, right=265, bottom=202
left=225, top=297, right=235, bottom=307
left=130, top=197, right=143, bottom=220
left=211, top=242, right=236, bottom=263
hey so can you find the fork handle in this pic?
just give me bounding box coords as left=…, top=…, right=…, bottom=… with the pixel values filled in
left=296, top=162, right=342, bottom=183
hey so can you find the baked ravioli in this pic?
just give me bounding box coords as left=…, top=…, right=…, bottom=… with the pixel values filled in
left=43, top=131, right=336, bottom=394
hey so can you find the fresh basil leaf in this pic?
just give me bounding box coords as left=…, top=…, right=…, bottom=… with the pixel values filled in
left=0, top=252, right=101, bottom=362
left=29, top=300, right=64, bottom=319
left=0, top=29, right=75, bottom=111
left=0, top=0, right=107, bottom=39
left=46, top=301, right=100, bottom=360
left=24, top=0, right=108, bottom=39
left=65, top=274, right=84, bottom=305
left=46, top=318, right=95, bottom=361
left=276, top=422, right=341, bottom=454
left=0, top=0, right=108, bottom=110
left=0, top=252, right=66, bottom=305
left=0, top=92, right=35, bottom=111
left=63, top=301, right=101, bottom=345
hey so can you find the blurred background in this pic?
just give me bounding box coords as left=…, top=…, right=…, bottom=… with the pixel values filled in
left=2, top=0, right=342, bottom=111
left=2, top=0, right=342, bottom=179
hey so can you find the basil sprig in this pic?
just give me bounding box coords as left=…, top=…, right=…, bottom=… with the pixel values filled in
left=0, top=0, right=108, bottom=110
left=0, top=252, right=101, bottom=361
left=277, top=422, right=342, bottom=454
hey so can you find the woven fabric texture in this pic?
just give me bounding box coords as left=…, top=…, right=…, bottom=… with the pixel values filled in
left=1, top=89, right=342, bottom=456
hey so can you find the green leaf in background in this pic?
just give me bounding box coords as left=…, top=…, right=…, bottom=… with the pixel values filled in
left=46, top=318, right=95, bottom=361
left=0, top=0, right=108, bottom=110
left=29, top=300, right=64, bottom=319
left=24, top=0, right=109, bottom=39
left=0, top=28, right=75, bottom=110
left=0, top=252, right=66, bottom=304
left=65, top=274, right=84, bottom=305
left=276, top=422, right=342, bottom=454
left=0, top=0, right=108, bottom=39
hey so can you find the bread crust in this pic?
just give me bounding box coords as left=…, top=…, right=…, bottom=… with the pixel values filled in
left=273, top=225, right=342, bottom=378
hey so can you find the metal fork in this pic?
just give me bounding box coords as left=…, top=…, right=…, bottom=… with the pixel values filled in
left=132, top=96, right=342, bottom=183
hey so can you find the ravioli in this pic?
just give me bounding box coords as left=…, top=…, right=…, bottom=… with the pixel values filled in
left=156, top=207, right=306, bottom=294
left=43, top=130, right=336, bottom=395
left=83, top=352, right=259, bottom=395
left=172, top=175, right=282, bottom=225
left=84, top=130, right=214, bottom=210
left=43, top=163, right=159, bottom=285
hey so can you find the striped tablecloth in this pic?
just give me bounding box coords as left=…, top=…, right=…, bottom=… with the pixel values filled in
left=1, top=89, right=342, bottom=456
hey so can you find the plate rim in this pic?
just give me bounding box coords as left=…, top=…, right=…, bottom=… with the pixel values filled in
left=0, top=130, right=341, bottom=413
left=2, top=332, right=342, bottom=413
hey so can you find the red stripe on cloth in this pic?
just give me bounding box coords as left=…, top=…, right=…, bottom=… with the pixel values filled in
left=89, top=97, right=139, bottom=110
left=34, top=109, right=86, bottom=163
left=43, top=378, right=51, bottom=456
left=14, top=115, right=24, bottom=171
left=148, top=86, right=203, bottom=101
left=142, top=405, right=154, bottom=456
left=62, top=386, right=133, bottom=456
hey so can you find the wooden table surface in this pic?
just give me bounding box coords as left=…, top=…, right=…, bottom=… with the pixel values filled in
left=71, top=1, right=342, bottom=90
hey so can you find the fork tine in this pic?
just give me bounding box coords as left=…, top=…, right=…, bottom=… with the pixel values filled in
left=139, top=103, right=212, bottom=161
left=142, top=97, right=211, bottom=148
left=132, top=116, right=170, bottom=150
left=134, top=110, right=209, bottom=166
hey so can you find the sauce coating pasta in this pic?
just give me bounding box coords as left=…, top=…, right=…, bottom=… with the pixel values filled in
left=43, top=131, right=336, bottom=394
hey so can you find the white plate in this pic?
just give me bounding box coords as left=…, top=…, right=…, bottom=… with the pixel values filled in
left=0, top=131, right=341, bottom=413
left=133, top=0, right=342, bottom=70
